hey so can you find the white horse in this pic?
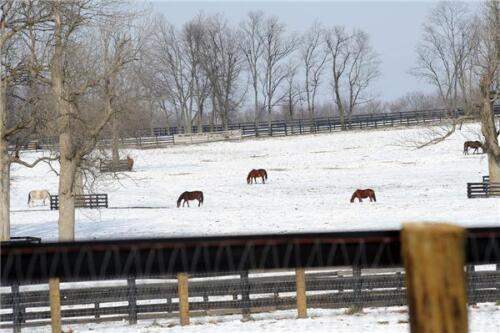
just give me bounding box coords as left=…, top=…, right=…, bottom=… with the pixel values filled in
left=28, top=190, right=51, bottom=207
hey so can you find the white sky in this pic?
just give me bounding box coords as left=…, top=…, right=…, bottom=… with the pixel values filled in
left=147, top=1, right=476, bottom=102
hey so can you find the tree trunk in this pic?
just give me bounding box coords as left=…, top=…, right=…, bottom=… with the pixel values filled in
left=254, top=82, right=259, bottom=136
left=0, top=137, right=10, bottom=241
left=196, top=103, right=203, bottom=133
left=74, top=168, right=84, bottom=196
left=111, top=113, right=119, bottom=166
left=58, top=134, right=78, bottom=241
left=0, top=72, right=10, bottom=241
left=487, top=152, right=500, bottom=183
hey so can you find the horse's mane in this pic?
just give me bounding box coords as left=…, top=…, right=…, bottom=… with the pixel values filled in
left=247, top=170, right=255, bottom=183
left=177, top=192, right=186, bottom=207
left=350, top=191, right=358, bottom=203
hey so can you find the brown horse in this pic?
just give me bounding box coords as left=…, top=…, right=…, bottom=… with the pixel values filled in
left=463, top=141, right=482, bottom=155
left=247, top=169, right=268, bottom=184
left=350, top=189, right=376, bottom=203
left=177, top=191, right=204, bottom=207
left=127, top=155, right=134, bottom=171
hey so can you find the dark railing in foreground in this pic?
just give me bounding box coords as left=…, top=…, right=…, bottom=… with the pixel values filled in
left=1, top=227, right=499, bottom=330
left=11, top=106, right=500, bottom=151
left=1, top=227, right=499, bottom=284
left=1, top=268, right=497, bottom=329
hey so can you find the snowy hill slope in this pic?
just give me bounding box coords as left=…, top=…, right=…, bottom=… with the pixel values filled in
left=9, top=125, right=499, bottom=241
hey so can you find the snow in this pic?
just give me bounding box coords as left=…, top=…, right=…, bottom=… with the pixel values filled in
left=1, top=304, right=498, bottom=333
left=5, top=124, right=500, bottom=332
left=9, top=124, right=499, bottom=241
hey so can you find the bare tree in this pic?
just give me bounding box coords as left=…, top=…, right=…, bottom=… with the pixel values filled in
left=476, top=0, right=500, bottom=183
left=346, top=31, right=380, bottom=124
left=200, top=15, right=244, bottom=131
left=0, top=0, right=56, bottom=241
left=151, top=16, right=194, bottom=133
left=413, top=1, right=499, bottom=184
left=301, top=22, right=328, bottom=125
left=282, top=60, right=302, bottom=121
left=49, top=0, right=136, bottom=240
left=412, top=1, right=478, bottom=110
left=325, top=26, right=351, bottom=129
left=240, top=11, right=265, bottom=127
left=260, top=16, right=296, bottom=132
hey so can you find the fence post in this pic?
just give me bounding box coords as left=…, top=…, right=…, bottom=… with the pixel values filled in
left=466, top=265, right=476, bottom=305
left=401, top=223, right=467, bottom=333
left=49, top=278, right=62, bottom=333
left=177, top=272, right=190, bottom=326
left=127, top=277, right=137, bottom=324
left=241, top=271, right=251, bottom=321
left=295, top=268, right=307, bottom=319
left=12, top=282, right=21, bottom=333
left=352, top=265, right=362, bottom=312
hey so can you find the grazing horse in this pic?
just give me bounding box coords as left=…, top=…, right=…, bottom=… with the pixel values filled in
left=177, top=191, right=204, bottom=207
left=247, top=169, right=268, bottom=184
left=127, top=155, right=134, bottom=171
left=28, top=190, right=51, bottom=207
left=350, top=189, right=376, bottom=203
left=463, top=141, right=482, bottom=155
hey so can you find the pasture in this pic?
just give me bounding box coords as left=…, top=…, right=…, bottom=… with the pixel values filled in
left=9, top=124, right=499, bottom=241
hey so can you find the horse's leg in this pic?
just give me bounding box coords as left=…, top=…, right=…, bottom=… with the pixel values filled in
left=262, top=176, right=265, bottom=184
left=198, top=199, right=201, bottom=207
left=187, top=200, right=190, bottom=207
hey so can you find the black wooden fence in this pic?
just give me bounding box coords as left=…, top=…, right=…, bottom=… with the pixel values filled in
left=1, top=227, right=499, bottom=330
left=1, top=267, right=498, bottom=329
left=49, top=194, right=108, bottom=210
left=11, top=106, right=500, bottom=151
left=467, top=182, right=500, bottom=198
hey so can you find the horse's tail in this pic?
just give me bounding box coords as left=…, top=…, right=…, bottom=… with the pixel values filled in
left=200, top=192, right=204, bottom=204
left=27, top=192, right=31, bottom=205
left=350, top=191, right=357, bottom=203
left=371, top=190, right=376, bottom=202
left=262, top=169, right=268, bottom=180
left=247, top=171, right=252, bottom=184
left=463, top=142, right=468, bottom=154
left=177, top=192, right=184, bottom=208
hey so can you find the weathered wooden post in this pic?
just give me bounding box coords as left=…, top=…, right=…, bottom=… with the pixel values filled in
left=401, top=223, right=468, bottom=333
left=177, top=272, right=190, bottom=326
left=241, top=271, right=251, bottom=321
left=49, top=278, right=62, bottom=333
left=127, top=276, right=137, bottom=324
left=12, top=282, right=21, bottom=333
left=295, top=268, right=307, bottom=318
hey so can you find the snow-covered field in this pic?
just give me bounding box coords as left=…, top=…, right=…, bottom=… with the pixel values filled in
left=6, top=124, right=500, bottom=332
left=10, top=124, right=499, bottom=240
left=2, top=304, right=498, bottom=333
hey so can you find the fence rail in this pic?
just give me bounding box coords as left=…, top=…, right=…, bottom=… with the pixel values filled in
left=1, top=267, right=498, bottom=329
left=10, top=106, right=500, bottom=151
left=1, top=227, right=499, bottom=331
left=49, top=194, right=108, bottom=210
left=467, top=182, right=500, bottom=198
left=100, top=160, right=130, bottom=172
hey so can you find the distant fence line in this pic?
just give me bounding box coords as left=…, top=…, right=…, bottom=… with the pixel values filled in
left=10, top=106, right=500, bottom=151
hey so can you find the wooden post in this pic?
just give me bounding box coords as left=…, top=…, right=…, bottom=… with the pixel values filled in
left=401, top=223, right=468, bottom=333
left=127, top=277, right=137, bottom=324
left=352, top=265, right=362, bottom=311
left=177, top=272, right=189, bottom=326
left=295, top=268, right=307, bottom=319
left=241, top=271, right=251, bottom=321
left=49, top=278, right=62, bottom=333
left=12, top=282, right=21, bottom=333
